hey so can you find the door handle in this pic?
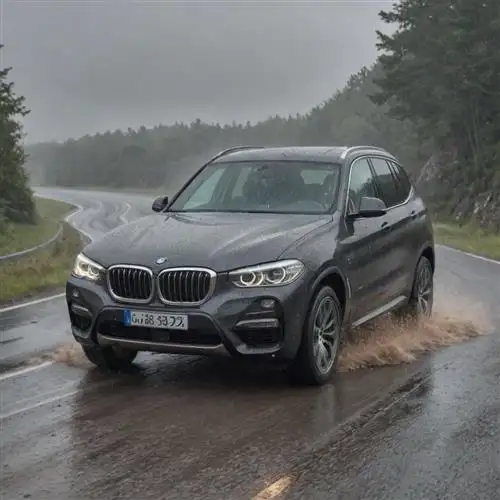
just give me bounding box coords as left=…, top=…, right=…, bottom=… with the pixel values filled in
left=381, top=221, right=390, bottom=233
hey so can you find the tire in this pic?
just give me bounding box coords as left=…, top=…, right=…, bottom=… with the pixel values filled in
left=395, top=255, right=434, bottom=322
left=82, top=344, right=137, bottom=371
left=289, top=285, right=343, bottom=386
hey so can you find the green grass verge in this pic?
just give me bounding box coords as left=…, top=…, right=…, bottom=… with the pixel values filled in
left=0, top=197, right=83, bottom=304
left=0, top=222, right=83, bottom=304
left=433, top=222, right=500, bottom=261
left=0, top=197, right=76, bottom=255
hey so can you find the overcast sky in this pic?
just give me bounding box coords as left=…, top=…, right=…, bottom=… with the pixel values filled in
left=1, top=0, right=390, bottom=144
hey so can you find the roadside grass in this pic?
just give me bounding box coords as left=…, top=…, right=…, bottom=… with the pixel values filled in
left=0, top=197, right=83, bottom=304
left=0, top=197, right=76, bottom=255
left=433, top=221, right=500, bottom=261
left=0, top=223, right=83, bottom=304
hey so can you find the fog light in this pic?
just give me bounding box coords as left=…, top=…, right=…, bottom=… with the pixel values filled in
left=70, top=303, right=91, bottom=316
left=234, top=318, right=280, bottom=330
left=260, top=299, right=275, bottom=309
left=72, top=289, right=80, bottom=299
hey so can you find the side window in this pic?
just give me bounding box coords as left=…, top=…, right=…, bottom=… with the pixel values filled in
left=370, top=157, right=402, bottom=208
left=388, top=161, right=412, bottom=201
left=347, top=158, right=378, bottom=213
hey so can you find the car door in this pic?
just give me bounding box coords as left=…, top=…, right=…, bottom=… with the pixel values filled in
left=387, top=159, right=425, bottom=294
left=339, top=157, right=388, bottom=322
left=368, top=156, right=415, bottom=304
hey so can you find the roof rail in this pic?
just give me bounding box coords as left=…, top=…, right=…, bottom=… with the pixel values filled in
left=208, top=145, right=265, bottom=163
left=340, top=145, right=388, bottom=159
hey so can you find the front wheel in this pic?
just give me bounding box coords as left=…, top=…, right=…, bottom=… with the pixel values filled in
left=82, top=345, right=137, bottom=371
left=289, top=285, right=343, bottom=386
left=395, top=255, right=434, bottom=322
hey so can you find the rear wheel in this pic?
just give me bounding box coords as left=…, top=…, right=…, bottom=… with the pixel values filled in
left=82, top=345, right=137, bottom=371
left=396, top=255, right=434, bottom=322
left=289, top=286, right=343, bottom=386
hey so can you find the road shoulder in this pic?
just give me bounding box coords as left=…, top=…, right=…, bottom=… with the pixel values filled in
left=0, top=198, right=83, bottom=305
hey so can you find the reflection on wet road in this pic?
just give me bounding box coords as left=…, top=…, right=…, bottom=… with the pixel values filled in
left=1, top=188, right=499, bottom=500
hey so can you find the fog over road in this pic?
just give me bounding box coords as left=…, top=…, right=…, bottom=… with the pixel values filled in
left=1, top=188, right=499, bottom=500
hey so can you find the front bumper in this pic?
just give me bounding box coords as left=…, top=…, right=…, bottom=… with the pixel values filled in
left=66, top=274, right=309, bottom=361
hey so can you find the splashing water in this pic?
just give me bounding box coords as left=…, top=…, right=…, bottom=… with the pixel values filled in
left=51, top=299, right=490, bottom=373
left=339, top=299, right=490, bottom=372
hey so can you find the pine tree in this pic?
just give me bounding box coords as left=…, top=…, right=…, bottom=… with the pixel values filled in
left=0, top=44, right=35, bottom=226
left=371, top=0, right=500, bottom=190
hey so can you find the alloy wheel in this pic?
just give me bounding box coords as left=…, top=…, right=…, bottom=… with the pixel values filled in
left=312, top=295, right=341, bottom=374
left=416, top=262, right=433, bottom=316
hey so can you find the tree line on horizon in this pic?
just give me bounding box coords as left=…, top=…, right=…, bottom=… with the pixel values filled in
left=3, top=0, right=500, bottom=230
left=25, top=63, right=428, bottom=195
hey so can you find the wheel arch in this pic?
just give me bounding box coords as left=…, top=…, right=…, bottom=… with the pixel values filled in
left=420, top=244, right=435, bottom=272
left=308, top=266, right=351, bottom=324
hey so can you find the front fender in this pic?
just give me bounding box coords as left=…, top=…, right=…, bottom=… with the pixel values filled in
left=306, top=264, right=352, bottom=327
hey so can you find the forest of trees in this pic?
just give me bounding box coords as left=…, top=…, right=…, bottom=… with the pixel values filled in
left=0, top=45, right=36, bottom=230
left=25, top=0, right=500, bottom=230
left=26, top=64, right=426, bottom=194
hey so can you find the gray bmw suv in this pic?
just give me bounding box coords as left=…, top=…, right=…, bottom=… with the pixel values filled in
left=66, top=145, right=435, bottom=385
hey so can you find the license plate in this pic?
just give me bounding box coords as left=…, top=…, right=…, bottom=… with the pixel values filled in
left=123, top=310, right=188, bottom=330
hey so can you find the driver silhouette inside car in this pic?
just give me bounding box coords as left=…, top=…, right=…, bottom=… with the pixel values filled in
left=242, top=165, right=307, bottom=208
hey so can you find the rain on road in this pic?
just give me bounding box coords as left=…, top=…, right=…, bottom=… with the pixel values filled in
left=1, top=188, right=499, bottom=500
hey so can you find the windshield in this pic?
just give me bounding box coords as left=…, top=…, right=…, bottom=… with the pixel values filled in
left=168, top=160, right=341, bottom=214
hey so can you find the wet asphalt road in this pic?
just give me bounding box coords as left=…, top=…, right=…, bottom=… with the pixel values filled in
left=1, top=188, right=499, bottom=500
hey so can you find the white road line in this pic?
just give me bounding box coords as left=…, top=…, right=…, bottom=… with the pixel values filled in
left=64, top=204, right=83, bottom=223
left=253, top=476, right=293, bottom=500
left=0, top=199, right=101, bottom=315
left=0, top=198, right=136, bottom=315
left=0, top=293, right=66, bottom=313
left=0, top=360, right=55, bottom=382
left=436, top=243, right=499, bottom=265
left=119, top=202, right=132, bottom=224
left=0, top=388, right=80, bottom=420
left=4, top=193, right=497, bottom=320
left=2, top=242, right=496, bottom=316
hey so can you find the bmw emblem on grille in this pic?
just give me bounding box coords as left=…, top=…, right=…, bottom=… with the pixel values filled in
left=155, top=257, right=167, bottom=265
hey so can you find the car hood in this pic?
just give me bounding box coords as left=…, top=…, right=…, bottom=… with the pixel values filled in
left=84, top=211, right=332, bottom=272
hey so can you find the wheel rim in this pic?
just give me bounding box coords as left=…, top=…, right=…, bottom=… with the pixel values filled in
left=416, top=263, right=433, bottom=316
left=312, top=296, right=341, bottom=374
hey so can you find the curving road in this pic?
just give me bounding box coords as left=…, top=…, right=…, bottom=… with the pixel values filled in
left=1, top=187, right=499, bottom=500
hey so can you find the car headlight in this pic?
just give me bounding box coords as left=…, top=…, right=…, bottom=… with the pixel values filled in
left=72, top=253, right=104, bottom=281
left=229, top=259, right=305, bottom=288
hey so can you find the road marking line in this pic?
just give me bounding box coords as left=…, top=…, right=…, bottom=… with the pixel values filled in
left=5, top=192, right=496, bottom=320
left=65, top=204, right=83, bottom=223
left=0, top=199, right=98, bottom=315
left=0, top=293, right=66, bottom=313
left=119, top=202, right=132, bottom=224
left=252, top=476, right=293, bottom=500
left=0, top=388, right=80, bottom=420
left=436, top=243, right=499, bottom=265
left=66, top=203, right=95, bottom=242
left=0, top=360, right=55, bottom=382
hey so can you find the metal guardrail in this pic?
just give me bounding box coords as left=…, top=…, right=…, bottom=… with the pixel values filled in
left=0, top=223, right=64, bottom=263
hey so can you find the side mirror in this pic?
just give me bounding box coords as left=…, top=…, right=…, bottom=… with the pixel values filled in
left=349, top=196, right=387, bottom=218
left=152, top=196, right=169, bottom=212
